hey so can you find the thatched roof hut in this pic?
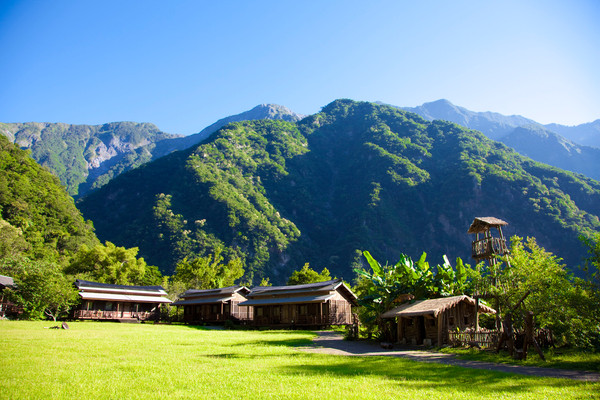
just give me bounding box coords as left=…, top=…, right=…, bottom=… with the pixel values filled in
left=381, top=295, right=496, bottom=318
left=381, top=295, right=495, bottom=345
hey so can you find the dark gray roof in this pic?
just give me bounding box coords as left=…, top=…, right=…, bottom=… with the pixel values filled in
left=246, top=279, right=357, bottom=306
left=181, top=286, right=249, bottom=298
left=172, top=295, right=235, bottom=306
left=249, top=279, right=349, bottom=296
left=75, top=279, right=165, bottom=292
left=239, top=294, right=335, bottom=307
left=0, top=275, right=15, bottom=288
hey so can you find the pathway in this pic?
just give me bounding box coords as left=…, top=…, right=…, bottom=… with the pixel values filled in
left=300, top=331, right=600, bottom=382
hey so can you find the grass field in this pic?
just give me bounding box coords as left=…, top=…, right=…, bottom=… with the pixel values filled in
left=440, top=346, right=600, bottom=373
left=0, top=321, right=598, bottom=399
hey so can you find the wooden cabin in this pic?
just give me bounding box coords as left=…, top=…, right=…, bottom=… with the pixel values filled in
left=74, top=279, right=172, bottom=322
left=468, top=217, right=509, bottom=264
left=172, top=286, right=252, bottom=323
left=381, top=295, right=496, bottom=346
left=239, top=279, right=358, bottom=327
left=0, top=275, right=21, bottom=318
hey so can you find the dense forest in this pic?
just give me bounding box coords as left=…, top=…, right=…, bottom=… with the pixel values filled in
left=78, top=100, right=600, bottom=283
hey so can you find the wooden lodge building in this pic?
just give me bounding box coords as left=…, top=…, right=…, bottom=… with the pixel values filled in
left=381, top=295, right=496, bottom=346
left=239, top=279, right=358, bottom=327
left=0, top=275, right=21, bottom=318
left=172, top=286, right=252, bottom=323
left=74, top=280, right=172, bottom=322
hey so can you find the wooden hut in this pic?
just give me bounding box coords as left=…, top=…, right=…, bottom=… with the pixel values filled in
left=381, top=295, right=496, bottom=346
left=0, top=275, right=21, bottom=318
left=239, top=279, right=358, bottom=327
left=74, top=279, right=172, bottom=322
left=172, top=286, right=252, bottom=323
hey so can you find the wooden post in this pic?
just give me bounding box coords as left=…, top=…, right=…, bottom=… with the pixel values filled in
left=523, top=311, right=533, bottom=360
left=475, top=298, right=480, bottom=331
left=437, top=313, right=443, bottom=346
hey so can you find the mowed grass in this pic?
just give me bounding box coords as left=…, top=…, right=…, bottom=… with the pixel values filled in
left=0, top=321, right=598, bottom=400
left=440, top=346, right=600, bottom=373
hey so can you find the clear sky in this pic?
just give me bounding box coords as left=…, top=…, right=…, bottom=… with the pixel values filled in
left=1, top=0, right=598, bottom=135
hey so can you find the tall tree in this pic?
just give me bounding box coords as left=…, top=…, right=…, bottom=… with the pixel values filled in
left=0, top=256, right=78, bottom=321
left=287, top=263, right=331, bottom=285
left=66, top=241, right=162, bottom=286
left=471, top=236, right=587, bottom=346
left=172, top=248, right=244, bottom=290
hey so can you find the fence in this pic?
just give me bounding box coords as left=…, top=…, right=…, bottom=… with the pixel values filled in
left=448, top=329, right=499, bottom=349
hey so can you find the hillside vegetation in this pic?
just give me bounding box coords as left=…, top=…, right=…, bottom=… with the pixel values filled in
left=0, top=105, right=303, bottom=198
left=0, top=134, right=98, bottom=262
left=79, top=100, right=600, bottom=282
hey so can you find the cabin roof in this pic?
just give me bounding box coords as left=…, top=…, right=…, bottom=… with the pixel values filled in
left=75, top=279, right=165, bottom=292
left=0, top=275, right=15, bottom=288
left=247, top=279, right=357, bottom=302
left=79, top=291, right=172, bottom=303
left=381, top=295, right=496, bottom=318
left=467, top=217, right=508, bottom=234
left=172, top=295, right=235, bottom=306
left=239, top=294, right=335, bottom=307
left=180, top=286, right=249, bottom=298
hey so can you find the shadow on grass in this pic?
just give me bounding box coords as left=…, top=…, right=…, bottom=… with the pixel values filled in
left=277, top=356, right=594, bottom=396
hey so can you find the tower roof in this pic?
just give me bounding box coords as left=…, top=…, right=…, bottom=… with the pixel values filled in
left=467, top=217, right=508, bottom=234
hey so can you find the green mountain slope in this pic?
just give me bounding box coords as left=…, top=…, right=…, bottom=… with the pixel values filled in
left=0, top=121, right=179, bottom=197
left=78, top=100, right=600, bottom=282
left=0, top=105, right=304, bottom=198
left=0, top=134, right=98, bottom=262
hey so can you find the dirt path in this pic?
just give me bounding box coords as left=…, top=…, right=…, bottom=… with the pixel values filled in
left=300, top=331, right=600, bottom=382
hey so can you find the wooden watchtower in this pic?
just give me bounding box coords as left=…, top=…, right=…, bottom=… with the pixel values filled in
left=468, top=217, right=510, bottom=266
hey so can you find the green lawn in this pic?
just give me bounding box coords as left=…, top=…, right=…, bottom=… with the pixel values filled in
left=439, top=346, right=600, bottom=372
left=0, top=321, right=598, bottom=400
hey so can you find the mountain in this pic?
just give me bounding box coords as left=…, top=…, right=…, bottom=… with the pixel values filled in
left=0, top=121, right=180, bottom=197
left=0, top=104, right=304, bottom=198
left=402, top=99, right=536, bottom=140
left=401, top=99, right=600, bottom=180
left=545, top=120, right=600, bottom=148
left=78, top=100, right=600, bottom=282
left=499, top=125, right=600, bottom=180
left=0, top=134, right=98, bottom=262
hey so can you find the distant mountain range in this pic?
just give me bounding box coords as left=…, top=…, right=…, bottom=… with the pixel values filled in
left=78, top=100, right=600, bottom=282
left=1, top=98, right=599, bottom=195
left=0, top=105, right=303, bottom=197
left=399, top=99, right=600, bottom=180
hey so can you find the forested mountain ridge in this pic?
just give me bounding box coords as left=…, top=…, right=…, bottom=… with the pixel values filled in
left=78, top=100, right=600, bottom=282
left=0, top=105, right=303, bottom=198
left=0, top=134, right=98, bottom=262
left=401, top=99, right=600, bottom=180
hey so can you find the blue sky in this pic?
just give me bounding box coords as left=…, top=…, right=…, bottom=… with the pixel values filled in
left=1, top=0, right=598, bottom=135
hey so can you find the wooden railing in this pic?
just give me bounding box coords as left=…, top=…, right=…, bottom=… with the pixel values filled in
left=472, top=237, right=508, bottom=260
left=253, top=313, right=352, bottom=326
left=74, top=310, right=157, bottom=321
left=448, top=329, right=499, bottom=349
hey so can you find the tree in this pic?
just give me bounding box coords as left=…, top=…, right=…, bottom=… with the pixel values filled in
left=66, top=241, right=162, bottom=286
left=0, top=256, right=78, bottom=321
left=286, top=263, right=331, bottom=285
left=172, top=248, right=244, bottom=290
left=471, top=236, right=587, bottom=346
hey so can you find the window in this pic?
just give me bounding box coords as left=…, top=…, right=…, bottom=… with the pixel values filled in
left=105, top=302, right=113, bottom=311
left=298, top=305, right=308, bottom=315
